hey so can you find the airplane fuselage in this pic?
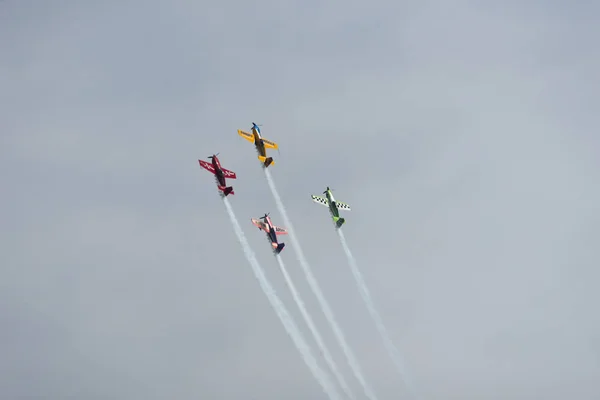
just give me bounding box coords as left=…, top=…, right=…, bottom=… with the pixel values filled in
left=251, top=127, right=267, bottom=157
left=211, top=157, right=227, bottom=186
left=253, top=214, right=285, bottom=253
left=324, top=190, right=340, bottom=218
left=267, top=227, right=278, bottom=243
left=262, top=216, right=279, bottom=243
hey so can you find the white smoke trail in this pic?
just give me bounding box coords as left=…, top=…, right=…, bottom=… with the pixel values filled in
left=337, top=228, right=416, bottom=399
left=275, top=254, right=356, bottom=400
left=263, top=169, right=379, bottom=400
left=222, top=197, right=342, bottom=400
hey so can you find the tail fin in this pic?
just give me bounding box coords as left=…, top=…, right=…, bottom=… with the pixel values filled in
left=275, top=242, right=285, bottom=253
left=258, top=155, right=274, bottom=167
left=218, top=186, right=234, bottom=196
left=333, top=216, right=345, bottom=228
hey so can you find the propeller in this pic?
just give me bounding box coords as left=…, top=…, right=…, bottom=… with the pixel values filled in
left=261, top=212, right=270, bottom=220
left=208, top=153, right=220, bottom=159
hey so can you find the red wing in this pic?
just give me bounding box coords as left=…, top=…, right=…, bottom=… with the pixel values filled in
left=199, top=160, right=215, bottom=174
left=251, top=218, right=266, bottom=231
left=274, top=226, right=288, bottom=235
left=221, top=168, right=237, bottom=179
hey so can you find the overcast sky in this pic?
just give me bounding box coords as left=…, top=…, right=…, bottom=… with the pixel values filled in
left=2, top=1, right=599, bottom=399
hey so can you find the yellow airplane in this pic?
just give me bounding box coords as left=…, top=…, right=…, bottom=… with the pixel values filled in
left=237, top=122, right=279, bottom=167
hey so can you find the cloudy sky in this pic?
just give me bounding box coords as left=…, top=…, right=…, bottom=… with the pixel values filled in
left=2, top=1, right=599, bottom=399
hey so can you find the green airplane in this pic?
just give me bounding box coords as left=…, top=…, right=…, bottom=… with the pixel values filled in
left=311, top=187, right=351, bottom=228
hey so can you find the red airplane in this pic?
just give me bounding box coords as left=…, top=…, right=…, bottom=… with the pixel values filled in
left=251, top=213, right=287, bottom=254
left=198, top=154, right=237, bottom=196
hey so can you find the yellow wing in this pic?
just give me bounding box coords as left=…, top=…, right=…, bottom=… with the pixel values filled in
left=238, top=129, right=254, bottom=143
left=262, top=138, right=278, bottom=150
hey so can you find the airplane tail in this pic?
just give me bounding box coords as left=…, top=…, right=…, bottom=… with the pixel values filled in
left=258, top=155, right=274, bottom=168
left=333, top=216, right=345, bottom=228
left=218, top=185, right=234, bottom=196
left=272, top=242, right=285, bottom=254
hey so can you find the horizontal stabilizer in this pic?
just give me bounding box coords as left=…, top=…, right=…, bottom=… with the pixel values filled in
left=218, top=186, right=234, bottom=196
left=333, top=216, right=345, bottom=228
left=273, top=242, right=285, bottom=254
left=311, top=195, right=329, bottom=207
left=258, top=155, right=274, bottom=167
left=335, top=201, right=351, bottom=211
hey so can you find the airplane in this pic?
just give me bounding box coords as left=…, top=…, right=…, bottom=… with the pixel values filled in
left=237, top=122, right=279, bottom=168
left=310, top=187, right=351, bottom=228
left=198, top=153, right=237, bottom=196
left=251, top=213, right=287, bottom=254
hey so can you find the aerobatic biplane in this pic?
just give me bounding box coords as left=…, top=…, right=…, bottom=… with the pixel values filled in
left=311, top=187, right=351, bottom=228
left=198, top=154, right=237, bottom=196
left=251, top=213, right=287, bottom=254
left=237, top=122, right=279, bottom=167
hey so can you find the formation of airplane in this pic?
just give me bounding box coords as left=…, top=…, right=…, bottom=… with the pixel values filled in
left=237, top=122, right=279, bottom=168
left=251, top=213, right=287, bottom=254
left=311, top=187, right=351, bottom=228
left=198, top=153, right=236, bottom=196
left=198, top=123, right=353, bottom=254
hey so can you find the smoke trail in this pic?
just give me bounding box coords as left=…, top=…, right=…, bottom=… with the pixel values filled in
left=275, top=254, right=356, bottom=400
left=337, top=228, right=416, bottom=399
left=263, top=169, right=379, bottom=400
left=222, top=197, right=342, bottom=400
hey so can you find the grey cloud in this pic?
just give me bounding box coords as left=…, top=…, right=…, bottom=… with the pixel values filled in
left=2, top=0, right=599, bottom=399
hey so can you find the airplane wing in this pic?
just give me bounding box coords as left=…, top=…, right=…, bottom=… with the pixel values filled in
left=238, top=129, right=254, bottom=143
left=335, top=201, right=351, bottom=211
left=199, top=160, right=215, bottom=174
left=262, top=138, right=278, bottom=150
left=221, top=168, right=237, bottom=179
left=251, top=218, right=267, bottom=231
left=311, top=195, right=329, bottom=207
left=274, top=225, right=288, bottom=235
